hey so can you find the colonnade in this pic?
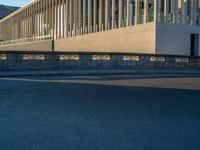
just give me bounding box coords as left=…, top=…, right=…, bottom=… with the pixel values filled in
left=0, top=0, right=199, bottom=43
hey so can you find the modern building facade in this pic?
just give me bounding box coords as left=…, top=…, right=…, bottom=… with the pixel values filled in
left=0, top=0, right=200, bottom=56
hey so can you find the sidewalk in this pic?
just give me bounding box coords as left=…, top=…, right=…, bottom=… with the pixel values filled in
left=1, top=69, right=200, bottom=77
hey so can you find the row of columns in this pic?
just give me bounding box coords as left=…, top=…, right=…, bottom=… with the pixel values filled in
left=0, top=0, right=199, bottom=43
left=158, top=0, right=197, bottom=25
left=0, top=0, right=155, bottom=42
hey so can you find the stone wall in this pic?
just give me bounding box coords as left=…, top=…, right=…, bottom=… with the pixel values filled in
left=0, top=51, right=199, bottom=71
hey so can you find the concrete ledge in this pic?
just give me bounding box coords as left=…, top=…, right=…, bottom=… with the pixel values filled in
left=1, top=69, right=200, bottom=78
left=0, top=40, right=53, bottom=51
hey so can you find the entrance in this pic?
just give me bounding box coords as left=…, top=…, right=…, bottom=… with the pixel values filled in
left=190, top=34, right=199, bottom=56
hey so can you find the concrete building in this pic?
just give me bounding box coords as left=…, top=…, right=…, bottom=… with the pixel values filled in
left=0, top=0, right=200, bottom=56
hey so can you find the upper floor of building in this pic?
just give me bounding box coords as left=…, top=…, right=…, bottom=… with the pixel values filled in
left=0, top=0, right=200, bottom=45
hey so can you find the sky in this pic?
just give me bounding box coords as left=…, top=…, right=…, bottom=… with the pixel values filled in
left=0, top=0, right=31, bottom=7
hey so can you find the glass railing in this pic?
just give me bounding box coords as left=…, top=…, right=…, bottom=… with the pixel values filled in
left=0, top=35, right=52, bottom=47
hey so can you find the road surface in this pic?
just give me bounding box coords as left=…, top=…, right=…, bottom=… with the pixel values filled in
left=0, top=74, right=200, bottom=150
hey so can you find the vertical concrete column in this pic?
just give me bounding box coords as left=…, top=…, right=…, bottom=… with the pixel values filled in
left=44, top=0, right=46, bottom=37
left=28, top=6, right=31, bottom=38
left=69, top=0, right=72, bottom=35
left=13, top=15, right=16, bottom=40
left=41, top=0, right=44, bottom=37
left=29, top=5, right=31, bottom=38
left=126, top=0, right=130, bottom=26
left=45, top=0, right=47, bottom=37
left=99, top=0, right=103, bottom=31
left=35, top=3, right=37, bottom=37
left=32, top=4, right=34, bottom=38
left=30, top=5, right=32, bottom=37
left=107, top=0, right=110, bottom=28
left=135, top=0, right=139, bottom=24
left=59, top=0, right=62, bottom=38
left=192, top=0, right=197, bottom=26
left=66, top=0, right=68, bottom=37
left=118, top=0, right=122, bottom=27
left=38, top=1, right=40, bottom=37
left=37, top=1, right=39, bottom=37
left=46, top=0, right=48, bottom=36
left=55, top=0, right=58, bottom=39
left=12, top=17, right=13, bottom=40
left=62, top=0, right=65, bottom=38
left=74, top=0, right=77, bottom=35
left=173, top=0, right=178, bottom=24
left=40, top=0, right=42, bottom=37
left=26, top=8, right=27, bottom=38
left=181, top=0, right=185, bottom=24
left=21, top=11, right=23, bottom=39
left=7, top=19, right=9, bottom=40
left=25, top=8, right=27, bottom=39
left=22, top=10, right=24, bottom=39
left=164, top=0, right=169, bottom=23
left=46, top=0, right=49, bottom=36
left=42, top=0, right=45, bottom=36
left=49, top=0, right=51, bottom=36
left=34, top=3, right=38, bottom=36
left=34, top=3, right=36, bottom=38
left=24, top=9, right=25, bottom=39
left=83, top=0, right=86, bottom=33
left=144, top=0, right=149, bottom=23
left=88, top=0, right=91, bottom=33
left=105, top=0, right=109, bottom=29
left=27, top=7, right=29, bottom=38
left=21, top=12, right=22, bottom=39
left=18, top=12, right=22, bottom=39
left=112, top=0, right=115, bottom=29
left=154, top=0, right=159, bottom=23
left=93, top=0, right=97, bottom=32
left=184, top=0, right=188, bottom=24
left=47, top=0, right=49, bottom=38
left=52, top=0, right=55, bottom=39
left=78, top=0, right=81, bottom=34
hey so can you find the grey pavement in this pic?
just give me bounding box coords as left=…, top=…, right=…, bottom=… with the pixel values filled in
left=0, top=74, right=200, bottom=150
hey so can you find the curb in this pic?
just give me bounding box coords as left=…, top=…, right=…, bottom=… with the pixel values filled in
left=1, top=69, right=200, bottom=77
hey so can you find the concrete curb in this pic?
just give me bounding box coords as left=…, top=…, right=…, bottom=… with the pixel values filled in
left=1, top=69, right=200, bottom=77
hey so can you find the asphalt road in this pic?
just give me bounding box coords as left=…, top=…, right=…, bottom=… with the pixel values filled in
left=0, top=74, right=200, bottom=150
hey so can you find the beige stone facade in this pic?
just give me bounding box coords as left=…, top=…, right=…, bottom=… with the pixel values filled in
left=0, top=0, right=200, bottom=56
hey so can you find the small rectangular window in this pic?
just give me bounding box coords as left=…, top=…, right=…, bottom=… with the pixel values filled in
left=175, top=57, right=189, bottom=63
left=150, top=56, right=166, bottom=62
left=23, top=54, right=45, bottom=60
left=92, top=55, right=111, bottom=61
left=0, top=54, right=7, bottom=60
left=123, top=55, right=140, bottom=61
left=59, top=55, right=80, bottom=61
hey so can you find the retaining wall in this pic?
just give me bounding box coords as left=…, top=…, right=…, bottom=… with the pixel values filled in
left=0, top=51, right=200, bottom=71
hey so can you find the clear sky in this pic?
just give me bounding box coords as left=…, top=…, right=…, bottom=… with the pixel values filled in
left=0, top=0, right=32, bottom=7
